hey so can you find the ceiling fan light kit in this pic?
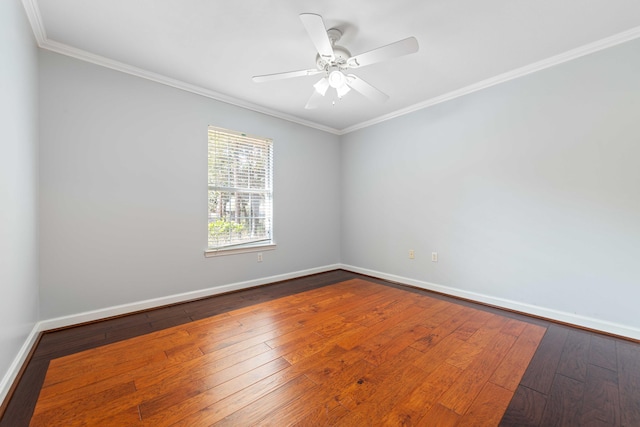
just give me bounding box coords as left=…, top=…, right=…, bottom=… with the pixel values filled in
left=313, top=78, right=330, bottom=96
left=252, top=13, right=419, bottom=109
left=334, top=79, right=351, bottom=98
left=328, top=68, right=345, bottom=87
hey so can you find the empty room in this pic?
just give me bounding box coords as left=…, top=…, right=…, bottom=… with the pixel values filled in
left=2, top=0, right=640, bottom=425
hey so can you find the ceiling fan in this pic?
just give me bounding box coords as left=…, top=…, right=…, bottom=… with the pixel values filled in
left=252, top=13, right=419, bottom=109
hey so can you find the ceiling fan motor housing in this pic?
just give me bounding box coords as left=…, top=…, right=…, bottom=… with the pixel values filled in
left=315, top=28, right=351, bottom=71
left=316, top=45, right=351, bottom=70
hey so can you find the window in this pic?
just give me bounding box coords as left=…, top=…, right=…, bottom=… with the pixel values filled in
left=206, top=126, right=274, bottom=255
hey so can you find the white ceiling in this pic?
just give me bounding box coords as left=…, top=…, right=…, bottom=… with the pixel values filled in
left=25, top=0, right=640, bottom=133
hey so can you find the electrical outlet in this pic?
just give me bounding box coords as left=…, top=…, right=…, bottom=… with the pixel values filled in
left=257, top=253, right=263, bottom=262
left=431, top=252, right=438, bottom=262
left=408, top=250, right=415, bottom=259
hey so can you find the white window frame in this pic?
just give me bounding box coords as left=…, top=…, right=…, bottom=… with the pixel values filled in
left=205, top=126, right=275, bottom=257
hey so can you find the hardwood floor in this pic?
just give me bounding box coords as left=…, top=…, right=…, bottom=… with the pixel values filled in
left=1, top=270, right=639, bottom=426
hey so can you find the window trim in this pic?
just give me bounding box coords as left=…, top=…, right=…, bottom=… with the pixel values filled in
left=204, top=242, right=276, bottom=257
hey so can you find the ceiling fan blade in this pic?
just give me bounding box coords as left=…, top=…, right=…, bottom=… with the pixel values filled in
left=252, top=68, right=324, bottom=83
left=346, top=74, right=389, bottom=103
left=304, top=89, right=325, bottom=109
left=299, top=13, right=335, bottom=62
left=346, top=37, right=419, bottom=68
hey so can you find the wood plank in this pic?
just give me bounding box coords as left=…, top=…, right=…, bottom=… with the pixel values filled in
left=181, top=312, right=242, bottom=337
left=140, top=363, right=302, bottom=425
left=197, top=315, right=305, bottom=355
left=450, top=310, right=495, bottom=341
left=490, top=323, right=547, bottom=391
left=93, top=406, right=143, bottom=426
left=499, top=385, right=547, bottom=426
left=264, top=312, right=343, bottom=349
left=32, top=382, right=142, bottom=426
left=290, top=402, right=351, bottom=426
left=30, top=381, right=137, bottom=426
left=34, top=365, right=147, bottom=414
left=145, top=343, right=348, bottom=425
left=412, top=333, right=468, bottom=374
left=43, top=327, right=189, bottom=381
left=460, top=382, right=514, bottom=427
left=500, top=318, right=528, bottom=337
left=616, top=340, right=640, bottom=377
left=133, top=341, right=272, bottom=391
left=446, top=311, right=511, bottom=369
left=617, top=341, right=640, bottom=427
left=382, top=361, right=463, bottom=425
left=335, top=346, right=426, bottom=412
left=338, top=290, right=404, bottom=325
left=252, top=358, right=375, bottom=426
left=360, top=321, right=432, bottom=367
left=0, top=358, right=49, bottom=427
left=41, top=351, right=168, bottom=396
left=163, top=342, right=203, bottom=363
left=580, top=363, right=620, bottom=426
left=410, top=305, right=479, bottom=352
left=32, top=328, right=109, bottom=359
left=356, top=297, right=417, bottom=327
left=298, top=347, right=372, bottom=386
left=337, top=348, right=429, bottom=424
left=589, top=334, right=618, bottom=371
left=439, top=332, right=517, bottom=415
left=297, top=291, right=358, bottom=313
left=280, top=322, right=367, bottom=365
left=277, top=343, right=348, bottom=377
left=539, top=374, right=585, bottom=426
left=210, top=375, right=317, bottom=426
left=618, top=373, right=640, bottom=427
left=417, top=404, right=461, bottom=426
left=421, top=299, right=473, bottom=327
left=556, top=329, right=591, bottom=382
left=334, top=303, right=427, bottom=352
left=138, top=348, right=286, bottom=403
left=138, top=356, right=291, bottom=419
left=444, top=316, right=517, bottom=372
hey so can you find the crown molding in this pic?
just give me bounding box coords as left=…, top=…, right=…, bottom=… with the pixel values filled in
left=19, top=0, right=340, bottom=136
left=20, top=0, right=640, bottom=136
left=38, top=39, right=341, bottom=135
left=20, top=1, right=340, bottom=135
left=340, top=25, right=640, bottom=134
left=20, top=0, right=46, bottom=42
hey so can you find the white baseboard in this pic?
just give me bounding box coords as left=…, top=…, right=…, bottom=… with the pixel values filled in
left=340, top=264, right=640, bottom=341
left=40, top=264, right=341, bottom=331
left=0, top=322, right=41, bottom=406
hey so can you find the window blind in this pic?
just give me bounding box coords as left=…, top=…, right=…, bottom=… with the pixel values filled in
left=207, top=126, right=273, bottom=250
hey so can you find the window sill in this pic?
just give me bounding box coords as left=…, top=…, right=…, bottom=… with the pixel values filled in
left=204, top=242, right=276, bottom=258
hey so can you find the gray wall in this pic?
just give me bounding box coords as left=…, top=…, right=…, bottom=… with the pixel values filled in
left=0, top=0, right=40, bottom=384
left=38, top=51, right=341, bottom=319
left=341, top=38, right=640, bottom=331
